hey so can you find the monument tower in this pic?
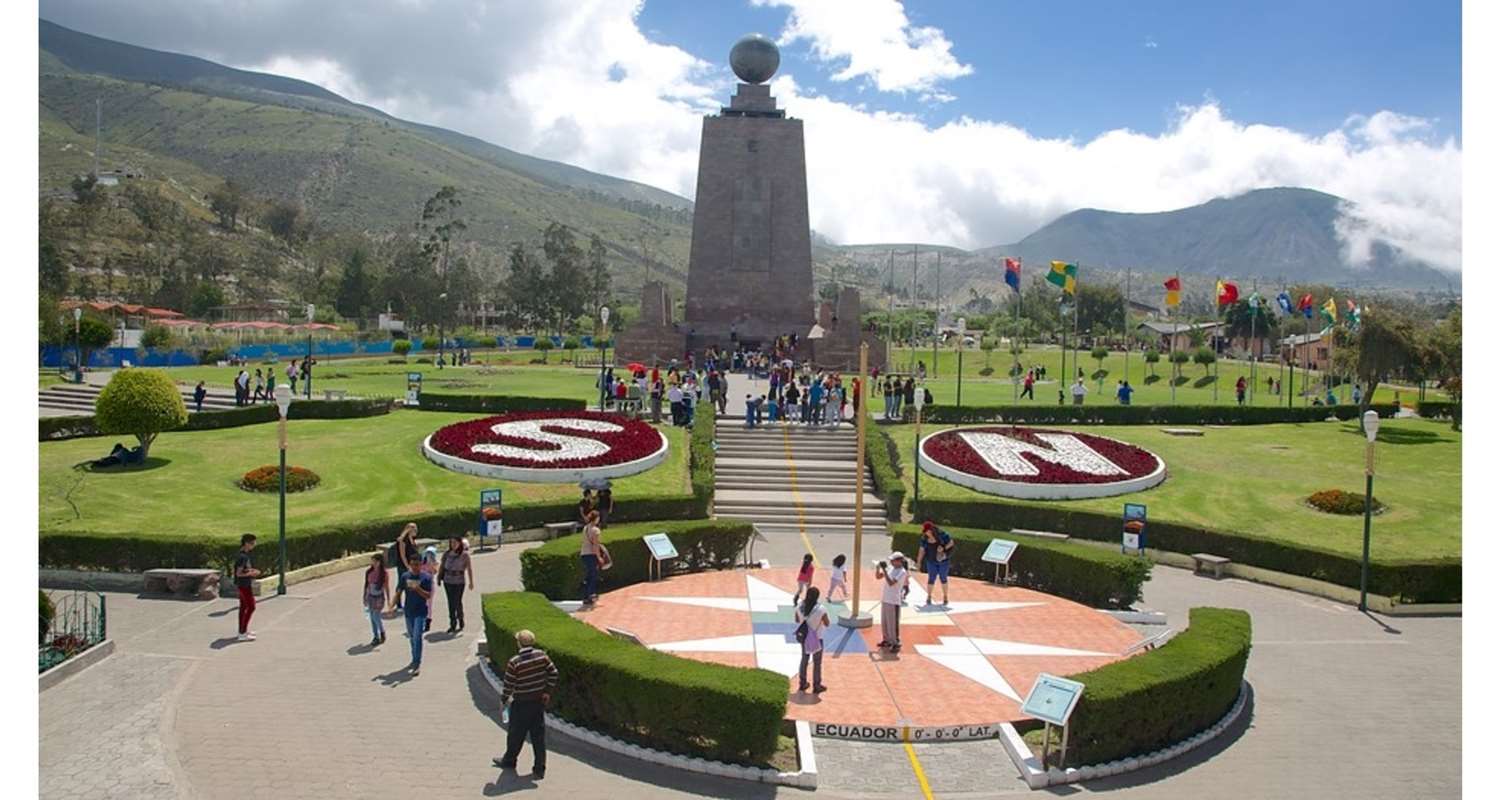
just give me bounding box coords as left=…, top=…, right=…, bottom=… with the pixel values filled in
left=617, top=34, right=884, bottom=369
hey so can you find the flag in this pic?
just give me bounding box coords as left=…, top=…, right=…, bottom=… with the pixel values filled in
left=1004, top=258, right=1021, bottom=293
left=1047, top=261, right=1078, bottom=294
left=1298, top=293, right=1315, bottom=318
left=1163, top=276, right=1181, bottom=308
left=1276, top=291, right=1293, bottom=315
left=1216, top=280, right=1239, bottom=307
left=1320, top=298, right=1338, bottom=325
left=1345, top=299, right=1362, bottom=329
left=1248, top=291, right=1262, bottom=308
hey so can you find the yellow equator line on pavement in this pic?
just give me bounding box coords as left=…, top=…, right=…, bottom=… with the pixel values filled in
left=902, top=729, right=936, bottom=800
left=780, top=424, right=821, bottom=567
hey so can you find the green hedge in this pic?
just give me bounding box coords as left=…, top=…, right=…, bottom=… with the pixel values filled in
left=690, top=406, right=715, bottom=510
left=1416, top=401, right=1458, bottom=420
left=913, top=498, right=1460, bottom=603
left=412, top=393, right=587, bottom=413
left=39, top=495, right=707, bottom=575
left=890, top=524, right=1150, bottom=609
left=1065, top=607, right=1251, bottom=765
left=483, top=591, right=787, bottom=763
left=906, top=403, right=1399, bottom=426
left=868, top=427, right=906, bottom=521
left=39, top=398, right=394, bottom=441
left=520, top=519, right=754, bottom=600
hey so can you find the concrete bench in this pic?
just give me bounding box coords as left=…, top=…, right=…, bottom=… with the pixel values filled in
left=322, top=389, right=348, bottom=401
left=1191, top=553, right=1231, bottom=579
left=544, top=521, right=582, bottom=539
left=143, top=568, right=221, bottom=600
left=1010, top=528, right=1070, bottom=541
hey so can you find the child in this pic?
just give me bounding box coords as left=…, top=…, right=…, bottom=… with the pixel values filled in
left=827, top=554, right=848, bottom=601
left=420, top=547, right=439, bottom=632
left=363, top=553, right=390, bottom=646
left=793, top=553, right=815, bottom=606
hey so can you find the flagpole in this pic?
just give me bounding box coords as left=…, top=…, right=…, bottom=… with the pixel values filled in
left=1013, top=260, right=1021, bottom=403
left=933, top=250, right=942, bottom=380
left=886, top=249, right=894, bottom=374
left=910, top=244, right=918, bottom=376
left=1123, top=266, right=1131, bottom=393
left=1249, top=280, right=1258, bottom=406
left=1213, top=276, right=1220, bottom=405
left=1072, top=263, right=1080, bottom=390
left=1303, top=309, right=1311, bottom=406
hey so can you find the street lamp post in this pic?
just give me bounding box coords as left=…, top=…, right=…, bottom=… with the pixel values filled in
left=597, top=306, right=611, bottom=411
left=72, top=307, right=83, bottom=383
left=956, top=317, right=966, bottom=408
left=274, top=384, right=293, bottom=596
left=1358, top=409, right=1379, bottom=612
left=913, top=381, right=926, bottom=508
left=438, top=292, right=449, bottom=369
left=304, top=304, right=315, bottom=399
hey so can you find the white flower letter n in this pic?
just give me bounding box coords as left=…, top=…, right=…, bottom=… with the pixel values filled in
left=958, top=431, right=1127, bottom=477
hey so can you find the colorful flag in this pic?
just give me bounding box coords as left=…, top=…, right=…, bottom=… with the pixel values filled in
left=1004, top=258, right=1021, bottom=293
left=1298, top=293, right=1315, bottom=318
left=1276, top=291, right=1293, bottom=315
left=1248, top=291, right=1262, bottom=308
left=1046, top=261, right=1078, bottom=294
left=1345, top=299, right=1362, bottom=329
left=1320, top=298, right=1338, bottom=325
left=1163, top=276, right=1181, bottom=308
left=1216, top=280, right=1239, bottom=307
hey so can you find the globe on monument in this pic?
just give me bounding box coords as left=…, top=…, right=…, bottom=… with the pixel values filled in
left=730, top=33, right=779, bottom=83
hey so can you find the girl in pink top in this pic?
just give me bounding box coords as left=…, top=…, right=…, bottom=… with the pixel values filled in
left=793, top=553, right=815, bottom=605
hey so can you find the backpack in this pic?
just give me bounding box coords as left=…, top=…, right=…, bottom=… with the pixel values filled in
left=794, top=620, right=809, bottom=644
left=923, top=388, right=934, bottom=405
left=387, top=541, right=402, bottom=571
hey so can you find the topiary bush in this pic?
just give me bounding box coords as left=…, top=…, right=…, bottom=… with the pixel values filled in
left=140, top=325, right=174, bottom=350
left=1064, top=608, right=1250, bottom=765
left=421, top=336, right=440, bottom=350
left=1307, top=489, right=1383, bottom=515
left=869, top=426, right=906, bottom=520
left=690, top=406, right=716, bottom=514
left=239, top=465, right=322, bottom=493
left=93, top=369, right=188, bottom=458
left=40, top=590, right=55, bottom=645
left=533, top=337, right=554, bottom=362
left=483, top=591, right=787, bottom=764
left=520, top=519, right=753, bottom=600
left=392, top=339, right=412, bottom=359
left=410, top=394, right=587, bottom=413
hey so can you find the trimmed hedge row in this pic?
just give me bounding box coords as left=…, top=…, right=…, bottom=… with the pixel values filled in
left=39, top=398, right=394, bottom=441
left=1065, top=607, right=1251, bottom=765
left=520, top=519, right=754, bottom=599
left=483, top=591, right=787, bottom=763
left=890, top=524, right=1151, bottom=609
left=913, top=498, right=1460, bottom=603
left=868, top=427, right=906, bottom=521
left=904, top=403, right=1399, bottom=426
left=1416, top=401, right=1459, bottom=421
left=690, top=406, right=715, bottom=510
left=411, top=393, right=587, bottom=413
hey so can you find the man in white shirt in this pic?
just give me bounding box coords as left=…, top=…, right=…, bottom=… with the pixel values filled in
left=667, top=384, right=684, bottom=426
left=1071, top=378, right=1087, bottom=406
left=877, top=552, right=909, bottom=652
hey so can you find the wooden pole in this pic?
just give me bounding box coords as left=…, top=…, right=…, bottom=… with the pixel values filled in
left=841, top=342, right=873, bottom=629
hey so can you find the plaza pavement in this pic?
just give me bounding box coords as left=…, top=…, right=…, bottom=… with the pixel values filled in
left=40, top=529, right=1459, bottom=799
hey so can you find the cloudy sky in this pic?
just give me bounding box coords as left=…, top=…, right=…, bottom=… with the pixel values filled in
left=38, top=0, right=1463, bottom=270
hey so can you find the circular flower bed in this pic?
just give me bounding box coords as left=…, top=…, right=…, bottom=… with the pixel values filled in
left=423, top=410, right=669, bottom=483
left=1307, top=489, right=1384, bottom=515
left=919, top=426, right=1166, bottom=500
left=239, top=465, right=322, bottom=493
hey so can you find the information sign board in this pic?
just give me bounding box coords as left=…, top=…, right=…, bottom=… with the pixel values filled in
left=478, top=488, right=502, bottom=546
left=405, top=372, right=423, bottom=407
left=643, top=532, right=678, bottom=561
left=981, top=538, right=1018, bottom=565
left=1123, top=503, right=1147, bottom=553
left=1021, top=673, right=1086, bottom=727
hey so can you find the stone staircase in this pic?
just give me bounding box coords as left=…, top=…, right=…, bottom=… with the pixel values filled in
left=711, top=418, right=888, bottom=540
left=38, top=382, right=239, bottom=416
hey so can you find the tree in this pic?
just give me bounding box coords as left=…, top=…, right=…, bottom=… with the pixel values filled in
left=418, top=185, right=466, bottom=333
left=1187, top=325, right=1207, bottom=349
left=1193, top=347, right=1216, bottom=375
left=587, top=234, right=612, bottom=311
left=1075, top=284, right=1125, bottom=334
left=1222, top=298, right=1279, bottom=358
left=533, top=337, right=553, bottom=363
left=39, top=294, right=64, bottom=348
left=40, top=238, right=68, bottom=296
left=980, top=334, right=996, bottom=369
left=498, top=242, right=550, bottom=331
left=392, top=339, right=412, bottom=359
left=94, top=369, right=187, bottom=460
left=263, top=200, right=306, bottom=243
left=1091, top=346, right=1108, bottom=372
left=541, top=223, right=588, bottom=334
left=1341, top=308, right=1419, bottom=429
left=1170, top=350, right=1191, bottom=382
left=1144, top=348, right=1160, bottom=376
left=188, top=282, right=226, bottom=318
left=140, top=325, right=174, bottom=350
left=74, top=316, right=114, bottom=368
left=335, top=247, right=373, bottom=323
left=70, top=174, right=106, bottom=233
left=123, top=185, right=178, bottom=232
left=208, top=179, right=246, bottom=231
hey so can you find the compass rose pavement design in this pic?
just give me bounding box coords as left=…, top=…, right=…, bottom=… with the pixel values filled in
left=572, top=567, right=1144, bottom=727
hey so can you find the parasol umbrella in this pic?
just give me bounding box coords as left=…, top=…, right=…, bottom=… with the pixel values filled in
left=625, top=362, right=646, bottom=373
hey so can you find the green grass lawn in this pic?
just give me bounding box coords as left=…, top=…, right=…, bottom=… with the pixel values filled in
left=39, top=410, right=688, bottom=541
left=886, top=417, right=1460, bottom=561
left=883, top=345, right=1444, bottom=408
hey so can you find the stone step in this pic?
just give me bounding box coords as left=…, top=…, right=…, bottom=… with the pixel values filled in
left=740, top=521, right=890, bottom=536
left=715, top=456, right=861, bottom=471
left=715, top=479, right=872, bottom=492
left=715, top=488, right=882, bottom=507
left=715, top=509, right=885, bottom=526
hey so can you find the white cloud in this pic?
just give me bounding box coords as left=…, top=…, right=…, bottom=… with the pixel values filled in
left=752, top=0, right=973, bottom=98
left=39, top=0, right=1461, bottom=272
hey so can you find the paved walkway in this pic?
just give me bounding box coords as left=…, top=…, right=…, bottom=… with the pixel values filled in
left=40, top=531, right=1460, bottom=799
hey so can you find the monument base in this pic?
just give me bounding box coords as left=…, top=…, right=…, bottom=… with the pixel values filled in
left=837, top=613, right=873, bottom=629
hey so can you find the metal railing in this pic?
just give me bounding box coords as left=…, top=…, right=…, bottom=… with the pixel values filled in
left=39, top=589, right=107, bottom=673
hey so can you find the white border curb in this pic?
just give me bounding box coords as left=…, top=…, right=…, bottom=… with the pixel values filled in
left=476, top=650, right=816, bottom=788
left=422, top=425, right=669, bottom=484
left=918, top=427, right=1166, bottom=500
left=1000, top=680, right=1250, bottom=789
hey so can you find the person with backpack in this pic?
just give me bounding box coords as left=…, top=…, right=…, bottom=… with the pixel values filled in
left=793, top=586, right=829, bottom=694
left=441, top=536, right=474, bottom=634
left=363, top=552, right=390, bottom=646
left=388, top=524, right=419, bottom=612
left=919, top=522, right=956, bottom=606
left=495, top=629, right=559, bottom=779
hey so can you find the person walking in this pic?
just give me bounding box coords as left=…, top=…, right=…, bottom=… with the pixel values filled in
left=1022, top=370, right=1035, bottom=400
left=420, top=547, right=439, bottom=632
left=287, top=359, right=298, bottom=395
left=794, top=587, right=829, bottom=694
left=363, top=552, right=390, bottom=646
left=233, top=533, right=260, bottom=641
left=903, top=378, right=916, bottom=416
left=792, top=553, right=815, bottom=606
left=401, top=554, right=433, bottom=675
left=649, top=378, right=664, bottom=424
left=579, top=510, right=605, bottom=606
left=1235, top=376, right=1247, bottom=406
left=1117, top=379, right=1134, bottom=406
left=193, top=381, right=207, bottom=413
left=494, top=629, right=559, bottom=779
left=785, top=381, right=800, bottom=424
left=235, top=368, right=250, bottom=406
left=1071, top=377, right=1087, bottom=406
left=827, top=553, right=848, bottom=601
left=576, top=489, right=594, bottom=528
left=252, top=369, right=265, bottom=403
left=876, top=552, right=908, bottom=652
left=441, top=536, right=474, bottom=634
left=388, top=523, right=420, bottom=612
left=919, top=523, right=955, bottom=606
left=596, top=486, right=614, bottom=528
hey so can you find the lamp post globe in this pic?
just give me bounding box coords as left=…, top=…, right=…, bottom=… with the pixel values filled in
left=274, top=383, right=293, bottom=596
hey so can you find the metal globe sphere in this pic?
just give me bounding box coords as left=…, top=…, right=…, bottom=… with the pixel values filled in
left=730, top=34, right=780, bottom=84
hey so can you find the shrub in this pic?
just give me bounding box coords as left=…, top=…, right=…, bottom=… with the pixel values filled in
left=533, top=338, right=554, bottom=362
left=1416, top=401, right=1457, bottom=419
left=890, top=524, right=1150, bottom=608
left=94, top=369, right=188, bottom=458
left=520, top=519, right=754, bottom=599
left=40, top=590, right=55, bottom=645
left=869, top=427, right=906, bottom=520
left=239, top=465, right=321, bottom=493
left=562, top=336, right=581, bottom=351
left=1307, top=489, right=1382, bottom=515
left=410, top=394, right=587, bottom=413
left=1192, top=347, right=1216, bottom=374
left=476, top=336, right=498, bottom=349
left=690, top=406, right=715, bottom=513
left=73, top=316, right=114, bottom=366
left=1065, top=608, right=1251, bottom=765
left=483, top=592, right=787, bottom=763
left=905, top=403, right=1398, bottom=426
left=392, top=339, right=412, bottom=358
left=913, top=497, right=1459, bottom=603
left=140, top=325, right=174, bottom=350
left=200, top=347, right=230, bottom=364
left=421, top=336, right=440, bottom=350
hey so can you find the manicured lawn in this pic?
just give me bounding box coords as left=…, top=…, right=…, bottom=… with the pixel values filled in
left=886, top=417, right=1460, bottom=561
left=882, top=345, right=1444, bottom=408
left=39, top=410, right=688, bottom=541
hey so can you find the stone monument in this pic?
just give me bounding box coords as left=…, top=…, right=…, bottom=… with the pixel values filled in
left=616, top=34, right=885, bottom=370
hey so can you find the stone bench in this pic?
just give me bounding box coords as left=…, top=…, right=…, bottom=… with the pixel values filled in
left=544, top=521, right=581, bottom=539
left=322, top=389, right=348, bottom=401
left=1010, top=528, right=1070, bottom=541
left=143, top=568, right=221, bottom=600
left=1191, top=553, right=1231, bottom=579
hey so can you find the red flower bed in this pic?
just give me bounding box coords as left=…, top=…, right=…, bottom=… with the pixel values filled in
left=922, top=427, right=1161, bottom=485
left=428, top=411, right=665, bottom=469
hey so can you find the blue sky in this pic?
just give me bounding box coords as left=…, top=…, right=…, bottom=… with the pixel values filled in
left=640, top=0, right=1462, bottom=143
